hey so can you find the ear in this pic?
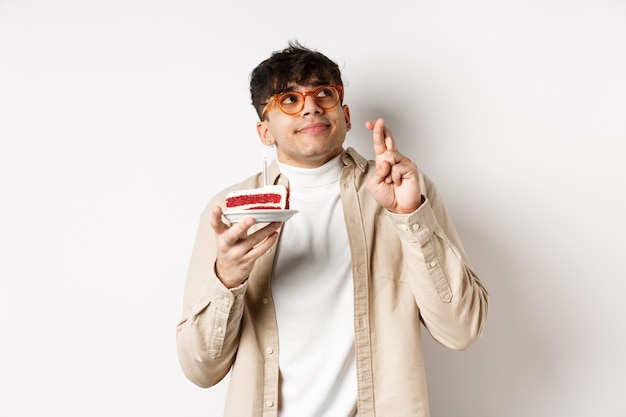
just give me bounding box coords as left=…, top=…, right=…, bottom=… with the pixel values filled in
left=256, top=120, right=273, bottom=146
left=343, top=105, right=352, bottom=132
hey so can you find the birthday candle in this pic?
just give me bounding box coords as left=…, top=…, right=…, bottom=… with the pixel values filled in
left=262, top=148, right=268, bottom=186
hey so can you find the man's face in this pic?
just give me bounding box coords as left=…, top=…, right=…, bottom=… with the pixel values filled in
left=256, top=82, right=352, bottom=168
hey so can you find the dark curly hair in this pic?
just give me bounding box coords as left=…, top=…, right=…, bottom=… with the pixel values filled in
left=250, top=41, right=344, bottom=120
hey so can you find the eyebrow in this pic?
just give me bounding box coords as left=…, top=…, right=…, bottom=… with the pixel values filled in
left=281, top=80, right=330, bottom=93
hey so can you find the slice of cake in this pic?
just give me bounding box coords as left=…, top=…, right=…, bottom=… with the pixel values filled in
left=225, top=184, right=289, bottom=211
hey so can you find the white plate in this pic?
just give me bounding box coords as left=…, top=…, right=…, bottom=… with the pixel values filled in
left=223, top=209, right=298, bottom=223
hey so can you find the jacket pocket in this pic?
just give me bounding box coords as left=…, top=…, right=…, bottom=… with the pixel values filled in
left=372, top=214, right=407, bottom=282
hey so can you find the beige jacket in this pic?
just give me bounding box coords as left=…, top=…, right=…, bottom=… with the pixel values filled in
left=176, top=147, right=489, bottom=417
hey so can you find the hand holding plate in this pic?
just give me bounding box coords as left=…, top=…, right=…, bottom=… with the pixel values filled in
left=210, top=205, right=282, bottom=288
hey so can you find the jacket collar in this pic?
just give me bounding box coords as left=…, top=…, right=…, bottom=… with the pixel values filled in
left=342, top=147, right=368, bottom=172
left=266, top=147, right=368, bottom=187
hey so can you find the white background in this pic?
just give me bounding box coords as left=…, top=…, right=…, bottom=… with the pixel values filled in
left=1, top=1, right=625, bottom=416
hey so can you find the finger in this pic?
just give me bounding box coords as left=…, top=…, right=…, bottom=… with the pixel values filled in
left=390, top=159, right=418, bottom=185
left=370, top=159, right=392, bottom=186
left=370, top=118, right=399, bottom=155
left=385, top=134, right=397, bottom=152
left=369, top=118, right=388, bottom=156
left=210, top=206, right=229, bottom=234
left=377, top=150, right=402, bottom=183
left=210, top=206, right=255, bottom=238
left=221, top=217, right=257, bottom=246
left=224, top=224, right=281, bottom=267
left=245, top=222, right=283, bottom=249
left=379, top=119, right=397, bottom=152
left=245, top=229, right=280, bottom=259
left=390, top=163, right=405, bottom=185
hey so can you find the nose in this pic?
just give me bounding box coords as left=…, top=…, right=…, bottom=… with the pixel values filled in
left=301, top=94, right=322, bottom=116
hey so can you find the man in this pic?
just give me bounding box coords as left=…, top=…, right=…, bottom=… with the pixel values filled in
left=176, top=41, right=489, bottom=417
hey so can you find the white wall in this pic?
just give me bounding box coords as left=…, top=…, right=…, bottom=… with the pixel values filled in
left=1, top=1, right=624, bottom=416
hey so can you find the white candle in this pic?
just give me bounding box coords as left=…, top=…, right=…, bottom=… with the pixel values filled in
left=262, top=148, right=268, bottom=186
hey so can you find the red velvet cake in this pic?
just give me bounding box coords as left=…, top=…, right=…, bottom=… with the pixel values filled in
left=225, top=184, right=289, bottom=211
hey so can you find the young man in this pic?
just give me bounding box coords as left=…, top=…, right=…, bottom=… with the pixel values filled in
left=176, top=41, right=489, bottom=417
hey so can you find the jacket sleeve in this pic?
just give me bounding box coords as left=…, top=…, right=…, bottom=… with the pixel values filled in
left=386, top=174, right=489, bottom=350
left=176, top=203, right=248, bottom=388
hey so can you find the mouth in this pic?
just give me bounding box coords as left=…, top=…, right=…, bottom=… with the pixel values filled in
left=297, top=122, right=329, bottom=135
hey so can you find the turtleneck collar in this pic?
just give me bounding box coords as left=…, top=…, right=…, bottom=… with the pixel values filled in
left=276, top=153, right=344, bottom=188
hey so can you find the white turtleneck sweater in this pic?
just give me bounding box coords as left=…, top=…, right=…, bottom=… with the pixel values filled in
left=272, top=154, right=357, bottom=417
